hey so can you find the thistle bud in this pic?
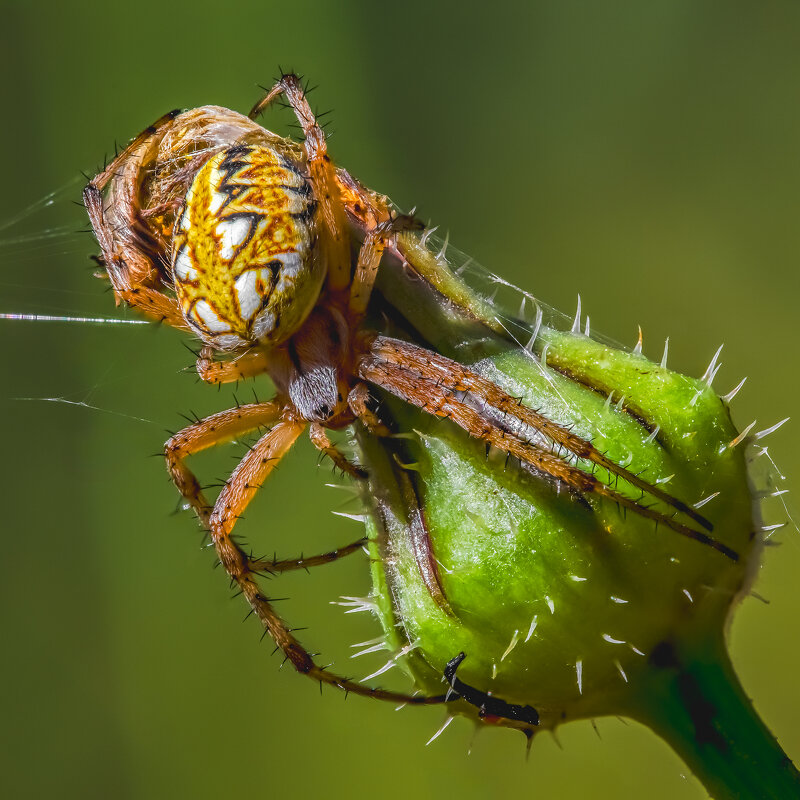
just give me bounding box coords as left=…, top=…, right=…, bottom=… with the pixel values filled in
left=356, top=320, right=798, bottom=797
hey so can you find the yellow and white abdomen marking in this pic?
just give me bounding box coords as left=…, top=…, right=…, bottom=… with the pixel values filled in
left=172, top=144, right=322, bottom=350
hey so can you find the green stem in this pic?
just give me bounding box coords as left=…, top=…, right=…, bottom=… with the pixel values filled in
left=622, top=632, right=800, bottom=800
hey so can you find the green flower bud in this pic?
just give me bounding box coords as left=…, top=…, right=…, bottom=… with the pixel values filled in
left=361, top=326, right=753, bottom=726
left=355, top=235, right=798, bottom=796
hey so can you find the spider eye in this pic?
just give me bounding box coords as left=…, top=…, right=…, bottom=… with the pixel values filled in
left=171, top=145, right=323, bottom=349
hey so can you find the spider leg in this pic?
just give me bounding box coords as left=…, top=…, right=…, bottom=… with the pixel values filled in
left=195, top=346, right=272, bottom=385
left=83, top=161, right=190, bottom=330
left=348, top=221, right=391, bottom=319
left=88, top=109, right=181, bottom=193
left=309, top=423, right=367, bottom=480
left=166, top=403, right=367, bottom=572
left=203, top=418, right=446, bottom=705
left=348, top=382, right=454, bottom=615
left=84, top=109, right=180, bottom=291
left=366, top=336, right=715, bottom=532
left=348, top=215, right=424, bottom=321
left=348, top=383, right=392, bottom=437
left=357, top=337, right=738, bottom=561
left=166, top=400, right=445, bottom=705
left=249, top=538, right=367, bottom=575
left=247, top=81, right=286, bottom=120
left=250, top=73, right=352, bottom=290
left=116, top=285, right=188, bottom=329
left=165, top=401, right=283, bottom=525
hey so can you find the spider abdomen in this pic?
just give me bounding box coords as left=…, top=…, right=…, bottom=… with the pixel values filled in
left=172, top=144, right=322, bottom=350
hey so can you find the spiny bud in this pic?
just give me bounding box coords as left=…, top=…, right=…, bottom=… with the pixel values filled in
left=356, top=321, right=798, bottom=797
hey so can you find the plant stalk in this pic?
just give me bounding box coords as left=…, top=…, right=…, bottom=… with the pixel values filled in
left=622, top=632, right=800, bottom=800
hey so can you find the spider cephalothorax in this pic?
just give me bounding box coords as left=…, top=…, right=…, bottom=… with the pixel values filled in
left=84, top=74, right=734, bottom=722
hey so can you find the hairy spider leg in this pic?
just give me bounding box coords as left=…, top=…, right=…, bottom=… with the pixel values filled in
left=348, top=214, right=428, bottom=321
left=195, top=346, right=273, bottom=385
left=165, top=405, right=365, bottom=570
left=366, top=337, right=717, bottom=533
left=89, top=109, right=180, bottom=195
left=309, top=423, right=367, bottom=479
left=82, top=110, right=189, bottom=329
left=249, top=538, right=367, bottom=575
left=165, top=401, right=446, bottom=704
left=348, top=220, right=392, bottom=318
left=165, top=402, right=284, bottom=523
left=250, top=74, right=352, bottom=291
left=249, top=74, right=425, bottom=340
left=347, top=383, right=393, bottom=438
left=357, top=335, right=738, bottom=561
left=84, top=184, right=188, bottom=328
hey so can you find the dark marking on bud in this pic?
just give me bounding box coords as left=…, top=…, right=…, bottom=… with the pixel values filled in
left=444, top=652, right=540, bottom=726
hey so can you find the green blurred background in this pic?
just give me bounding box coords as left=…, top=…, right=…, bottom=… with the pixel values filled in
left=1, top=1, right=798, bottom=797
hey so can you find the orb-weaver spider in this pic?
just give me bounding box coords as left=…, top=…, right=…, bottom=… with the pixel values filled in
left=84, top=73, right=734, bottom=710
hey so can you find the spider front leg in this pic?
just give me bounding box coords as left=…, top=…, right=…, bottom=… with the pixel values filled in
left=249, top=73, right=352, bottom=290
left=366, top=336, right=716, bottom=531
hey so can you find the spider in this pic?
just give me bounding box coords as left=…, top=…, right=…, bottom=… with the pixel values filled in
left=83, top=73, right=735, bottom=712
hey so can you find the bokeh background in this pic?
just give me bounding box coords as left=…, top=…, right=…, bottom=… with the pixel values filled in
left=1, top=1, right=799, bottom=798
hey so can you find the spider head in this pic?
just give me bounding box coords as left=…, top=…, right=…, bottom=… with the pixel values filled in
left=171, top=144, right=323, bottom=351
